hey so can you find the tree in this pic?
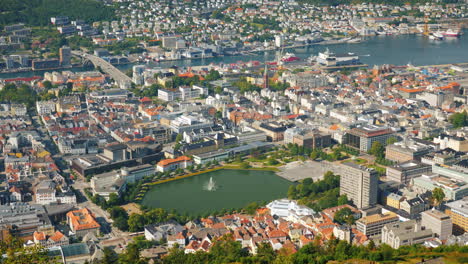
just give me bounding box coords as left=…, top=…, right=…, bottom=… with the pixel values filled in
left=0, top=235, right=59, bottom=264
left=162, top=245, right=188, bottom=264
left=432, top=187, right=445, bottom=208
left=266, top=157, right=279, bottom=166
left=386, top=137, right=398, bottom=145
left=100, top=247, right=119, bottom=264
left=369, top=141, right=384, bottom=158
left=333, top=208, right=355, bottom=225
left=119, top=243, right=145, bottom=264
left=337, top=194, right=348, bottom=206
left=287, top=185, right=297, bottom=199
left=244, top=202, right=258, bottom=215
left=310, top=149, right=319, bottom=160
left=107, top=193, right=120, bottom=207
left=240, top=162, right=251, bottom=169
left=205, top=69, right=222, bottom=81
left=256, top=242, right=276, bottom=264
left=331, top=148, right=342, bottom=160
left=209, top=234, right=249, bottom=263
left=113, top=215, right=129, bottom=231
left=128, top=213, right=146, bottom=232
left=42, top=80, right=53, bottom=89
left=175, top=133, right=183, bottom=143
left=449, top=111, right=468, bottom=128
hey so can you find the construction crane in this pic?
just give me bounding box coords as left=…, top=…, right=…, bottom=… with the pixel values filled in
left=423, top=15, right=430, bottom=36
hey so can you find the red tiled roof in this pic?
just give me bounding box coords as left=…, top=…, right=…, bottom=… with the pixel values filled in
left=157, top=156, right=191, bottom=167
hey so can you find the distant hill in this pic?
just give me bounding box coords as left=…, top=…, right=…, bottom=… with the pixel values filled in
left=0, top=0, right=115, bottom=27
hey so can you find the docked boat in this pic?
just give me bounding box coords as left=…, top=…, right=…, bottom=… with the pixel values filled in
left=442, top=28, right=461, bottom=37
left=281, top=52, right=300, bottom=62
left=315, top=48, right=361, bottom=66
left=429, top=32, right=444, bottom=40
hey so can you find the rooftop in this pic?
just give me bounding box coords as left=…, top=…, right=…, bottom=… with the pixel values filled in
left=357, top=212, right=399, bottom=225
left=421, top=209, right=451, bottom=221
left=66, top=208, right=100, bottom=231
left=446, top=198, right=468, bottom=216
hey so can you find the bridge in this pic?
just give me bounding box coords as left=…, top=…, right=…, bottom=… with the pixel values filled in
left=72, top=51, right=132, bottom=89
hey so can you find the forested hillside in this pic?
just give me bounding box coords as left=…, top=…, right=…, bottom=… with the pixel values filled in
left=0, top=0, right=115, bottom=27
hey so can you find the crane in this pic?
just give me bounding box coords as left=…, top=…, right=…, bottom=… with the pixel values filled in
left=423, top=15, right=430, bottom=36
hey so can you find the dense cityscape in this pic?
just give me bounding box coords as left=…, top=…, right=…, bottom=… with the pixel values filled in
left=0, top=0, right=468, bottom=263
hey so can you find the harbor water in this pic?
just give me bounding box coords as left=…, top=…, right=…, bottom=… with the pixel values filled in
left=1, top=29, right=467, bottom=79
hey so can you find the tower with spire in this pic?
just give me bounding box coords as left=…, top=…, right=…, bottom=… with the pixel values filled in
left=263, top=63, right=269, bottom=90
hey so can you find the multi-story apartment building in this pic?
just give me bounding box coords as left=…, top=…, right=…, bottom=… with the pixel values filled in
left=356, top=212, right=399, bottom=237
left=339, top=162, right=379, bottom=209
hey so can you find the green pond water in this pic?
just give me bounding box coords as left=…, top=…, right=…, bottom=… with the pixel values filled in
left=141, top=169, right=291, bottom=214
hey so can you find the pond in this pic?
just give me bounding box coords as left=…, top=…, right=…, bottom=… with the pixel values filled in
left=140, top=169, right=292, bottom=215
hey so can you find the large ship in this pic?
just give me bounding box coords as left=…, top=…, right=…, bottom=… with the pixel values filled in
left=315, top=48, right=361, bottom=66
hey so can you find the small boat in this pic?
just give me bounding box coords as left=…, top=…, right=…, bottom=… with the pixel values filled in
left=429, top=33, right=444, bottom=40
left=433, top=32, right=445, bottom=39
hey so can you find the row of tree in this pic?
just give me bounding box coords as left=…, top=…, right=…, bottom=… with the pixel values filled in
left=159, top=235, right=468, bottom=264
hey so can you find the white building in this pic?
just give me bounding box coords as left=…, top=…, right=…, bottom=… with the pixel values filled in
left=36, top=101, right=56, bottom=115
left=156, top=156, right=192, bottom=173
left=267, top=199, right=315, bottom=220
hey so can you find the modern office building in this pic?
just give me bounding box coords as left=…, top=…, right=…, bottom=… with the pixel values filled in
left=386, top=161, right=432, bottom=185
left=421, top=209, right=453, bottom=240
left=339, top=162, right=379, bottom=209
left=386, top=140, right=434, bottom=163
left=344, top=125, right=394, bottom=152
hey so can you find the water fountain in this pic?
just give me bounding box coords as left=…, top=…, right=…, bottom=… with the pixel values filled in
left=205, top=177, right=216, bottom=191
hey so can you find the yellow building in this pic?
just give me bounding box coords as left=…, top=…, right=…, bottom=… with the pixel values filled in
left=445, top=199, right=468, bottom=235
left=385, top=193, right=404, bottom=209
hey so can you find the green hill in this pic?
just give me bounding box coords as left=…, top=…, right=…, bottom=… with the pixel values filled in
left=0, top=0, right=115, bottom=27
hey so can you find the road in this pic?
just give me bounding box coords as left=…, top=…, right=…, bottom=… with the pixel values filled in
left=72, top=50, right=132, bottom=89
left=73, top=177, right=129, bottom=239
